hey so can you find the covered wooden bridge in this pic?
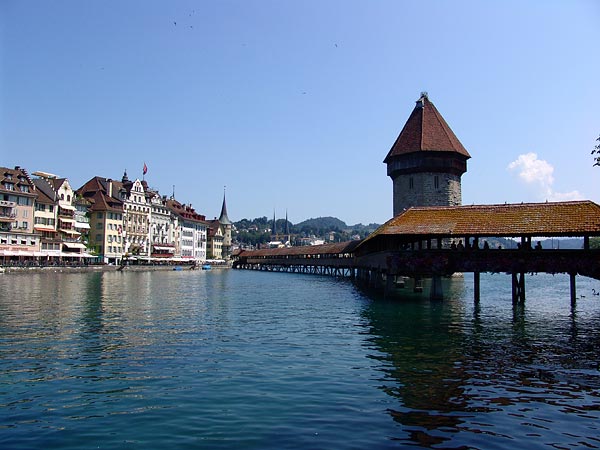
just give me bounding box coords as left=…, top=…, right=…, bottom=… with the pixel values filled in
left=234, top=201, right=600, bottom=302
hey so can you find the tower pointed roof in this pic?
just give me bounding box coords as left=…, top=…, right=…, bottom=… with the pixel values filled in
left=384, top=93, right=470, bottom=163
left=219, top=190, right=231, bottom=225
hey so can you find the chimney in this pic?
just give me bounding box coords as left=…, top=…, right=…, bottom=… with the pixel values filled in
left=107, top=179, right=113, bottom=197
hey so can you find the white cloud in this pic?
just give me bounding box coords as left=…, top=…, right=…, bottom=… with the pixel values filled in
left=547, top=190, right=584, bottom=202
left=507, top=152, right=583, bottom=201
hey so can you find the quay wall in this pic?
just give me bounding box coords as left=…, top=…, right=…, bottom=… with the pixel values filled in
left=1, top=264, right=230, bottom=275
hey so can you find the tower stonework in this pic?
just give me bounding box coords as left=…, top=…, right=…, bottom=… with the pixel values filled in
left=384, top=93, right=471, bottom=216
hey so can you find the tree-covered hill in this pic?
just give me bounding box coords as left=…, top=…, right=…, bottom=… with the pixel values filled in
left=233, top=216, right=380, bottom=247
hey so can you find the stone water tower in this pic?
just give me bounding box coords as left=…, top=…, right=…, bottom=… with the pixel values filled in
left=384, top=93, right=471, bottom=216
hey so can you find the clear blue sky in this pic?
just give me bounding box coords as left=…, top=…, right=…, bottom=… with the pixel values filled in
left=1, top=0, right=599, bottom=225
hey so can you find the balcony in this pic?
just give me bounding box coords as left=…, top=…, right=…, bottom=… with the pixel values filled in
left=0, top=211, right=16, bottom=222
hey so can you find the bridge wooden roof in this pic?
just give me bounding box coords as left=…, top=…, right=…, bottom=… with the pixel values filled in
left=239, top=240, right=362, bottom=258
left=365, top=201, right=600, bottom=240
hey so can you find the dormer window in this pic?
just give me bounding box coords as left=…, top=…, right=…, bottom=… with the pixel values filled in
left=4, top=182, right=14, bottom=191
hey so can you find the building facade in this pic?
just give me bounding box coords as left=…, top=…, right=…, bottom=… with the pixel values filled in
left=166, top=199, right=207, bottom=262
left=148, top=191, right=176, bottom=258
left=0, top=166, right=40, bottom=259
left=112, top=172, right=151, bottom=258
left=78, top=176, right=125, bottom=264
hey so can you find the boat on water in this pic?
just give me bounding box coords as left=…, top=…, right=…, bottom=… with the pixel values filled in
left=201, top=264, right=211, bottom=270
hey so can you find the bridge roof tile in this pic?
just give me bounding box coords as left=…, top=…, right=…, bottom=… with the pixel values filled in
left=239, top=240, right=361, bottom=258
left=366, top=201, right=600, bottom=239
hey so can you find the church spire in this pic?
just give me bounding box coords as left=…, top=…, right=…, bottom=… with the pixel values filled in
left=218, top=187, right=231, bottom=225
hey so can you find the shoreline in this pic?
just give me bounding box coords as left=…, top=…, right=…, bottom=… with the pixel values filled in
left=0, top=264, right=231, bottom=275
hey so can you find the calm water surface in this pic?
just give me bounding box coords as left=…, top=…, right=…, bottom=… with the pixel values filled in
left=1, top=270, right=599, bottom=449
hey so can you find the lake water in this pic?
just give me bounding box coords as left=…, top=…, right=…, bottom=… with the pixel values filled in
left=1, top=269, right=599, bottom=449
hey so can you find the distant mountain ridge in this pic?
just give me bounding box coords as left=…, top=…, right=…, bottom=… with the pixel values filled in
left=294, top=216, right=380, bottom=231
left=233, top=216, right=381, bottom=246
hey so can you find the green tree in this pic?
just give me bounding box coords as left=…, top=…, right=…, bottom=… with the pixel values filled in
left=592, top=134, right=600, bottom=166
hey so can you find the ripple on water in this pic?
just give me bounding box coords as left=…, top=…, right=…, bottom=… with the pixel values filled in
left=1, top=271, right=600, bottom=449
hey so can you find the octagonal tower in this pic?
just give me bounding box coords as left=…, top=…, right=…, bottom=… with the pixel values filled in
left=384, top=93, right=471, bottom=216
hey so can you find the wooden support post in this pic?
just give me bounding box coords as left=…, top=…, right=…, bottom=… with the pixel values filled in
left=385, top=273, right=395, bottom=297
left=512, top=272, right=525, bottom=304
left=430, top=275, right=443, bottom=300
left=570, top=273, right=577, bottom=307
left=474, top=271, right=480, bottom=304
left=414, top=276, right=423, bottom=293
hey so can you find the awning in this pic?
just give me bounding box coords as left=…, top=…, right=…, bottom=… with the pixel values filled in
left=82, top=253, right=98, bottom=258
left=75, top=222, right=91, bottom=229
left=63, top=242, right=87, bottom=249
left=59, top=217, right=75, bottom=223
left=61, top=251, right=82, bottom=257
left=153, top=246, right=175, bottom=251
left=60, top=229, right=81, bottom=235
left=34, top=226, right=57, bottom=232
left=59, top=204, right=75, bottom=211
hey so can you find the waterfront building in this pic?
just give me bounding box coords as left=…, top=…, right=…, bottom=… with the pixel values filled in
left=49, top=177, right=85, bottom=257
left=207, top=192, right=232, bottom=260
left=115, top=172, right=151, bottom=258
left=0, top=166, right=40, bottom=261
left=32, top=173, right=88, bottom=259
left=73, top=195, right=92, bottom=248
left=206, top=221, right=224, bottom=259
left=148, top=190, right=176, bottom=259
left=32, top=177, right=61, bottom=258
left=166, top=199, right=207, bottom=262
left=77, top=176, right=125, bottom=264
left=384, top=92, right=471, bottom=216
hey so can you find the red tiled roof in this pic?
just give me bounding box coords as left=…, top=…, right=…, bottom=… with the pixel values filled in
left=365, top=201, right=600, bottom=240
left=384, top=93, right=470, bottom=163
left=239, top=240, right=362, bottom=258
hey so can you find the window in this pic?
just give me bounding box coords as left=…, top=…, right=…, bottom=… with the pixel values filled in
left=409, top=177, right=414, bottom=189
left=434, top=176, right=439, bottom=189
left=67, top=195, right=71, bottom=201
left=4, top=183, right=14, bottom=191
left=95, top=234, right=102, bottom=242
left=61, top=194, right=64, bottom=200
left=20, top=185, right=30, bottom=193
left=49, top=205, right=54, bottom=212
left=97, top=212, right=103, bottom=219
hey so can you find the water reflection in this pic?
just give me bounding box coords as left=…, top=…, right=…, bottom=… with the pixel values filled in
left=361, top=274, right=600, bottom=448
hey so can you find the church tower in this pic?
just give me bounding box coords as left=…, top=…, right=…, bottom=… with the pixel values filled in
left=384, top=93, right=471, bottom=216
left=218, top=189, right=232, bottom=259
